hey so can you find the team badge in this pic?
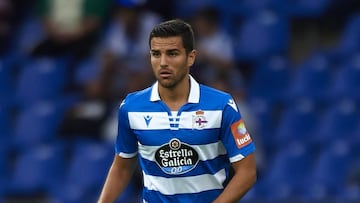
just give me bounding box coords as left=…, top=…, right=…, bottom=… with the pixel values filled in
left=192, top=110, right=208, bottom=129
left=154, top=138, right=199, bottom=175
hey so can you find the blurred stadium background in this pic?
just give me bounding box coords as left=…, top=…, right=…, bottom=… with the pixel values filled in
left=1, top=0, right=360, bottom=202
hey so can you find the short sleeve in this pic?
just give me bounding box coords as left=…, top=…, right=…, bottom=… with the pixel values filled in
left=220, top=96, right=255, bottom=163
left=114, top=99, right=138, bottom=158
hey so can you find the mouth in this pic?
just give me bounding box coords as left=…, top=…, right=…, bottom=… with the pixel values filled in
left=159, top=69, right=172, bottom=78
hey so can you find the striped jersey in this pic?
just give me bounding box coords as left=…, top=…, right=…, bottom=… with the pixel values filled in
left=115, top=76, right=256, bottom=203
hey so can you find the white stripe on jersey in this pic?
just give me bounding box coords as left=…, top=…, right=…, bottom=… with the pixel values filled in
left=118, top=151, right=138, bottom=158
left=179, top=111, right=222, bottom=129
left=128, top=112, right=169, bottom=130
left=128, top=110, right=222, bottom=130
left=143, top=169, right=226, bottom=195
left=229, top=153, right=245, bottom=163
left=138, top=141, right=227, bottom=162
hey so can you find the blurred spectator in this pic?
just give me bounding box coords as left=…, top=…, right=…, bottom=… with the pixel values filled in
left=30, top=0, right=112, bottom=59
left=99, top=0, right=161, bottom=100
left=0, top=0, right=13, bottom=55
left=59, top=68, right=114, bottom=140
left=190, top=6, right=246, bottom=97
left=58, top=0, right=162, bottom=144
left=143, top=0, right=176, bottom=20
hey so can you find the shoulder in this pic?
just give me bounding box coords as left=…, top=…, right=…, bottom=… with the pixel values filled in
left=119, top=86, right=152, bottom=110
left=200, top=85, right=233, bottom=104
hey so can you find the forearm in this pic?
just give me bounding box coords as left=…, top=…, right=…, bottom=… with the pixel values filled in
left=98, top=156, right=137, bottom=203
left=213, top=170, right=256, bottom=203
left=213, top=154, right=257, bottom=203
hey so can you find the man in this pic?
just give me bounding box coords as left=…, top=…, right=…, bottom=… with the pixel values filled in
left=31, top=0, right=111, bottom=58
left=98, top=19, right=256, bottom=203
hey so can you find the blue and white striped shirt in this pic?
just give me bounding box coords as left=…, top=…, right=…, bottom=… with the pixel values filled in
left=115, top=76, right=255, bottom=203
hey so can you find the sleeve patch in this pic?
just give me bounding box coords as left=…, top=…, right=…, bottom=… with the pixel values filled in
left=231, top=119, right=252, bottom=148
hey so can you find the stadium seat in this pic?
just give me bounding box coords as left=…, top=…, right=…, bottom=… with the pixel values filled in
left=247, top=55, right=292, bottom=104
left=287, top=51, right=334, bottom=104
left=0, top=56, right=15, bottom=104
left=247, top=98, right=276, bottom=134
left=330, top=54, right=360, bottom=100
left=174, top=0, right=215, bottom=18
left=7, top=143, right=66, bottom=196
left=233, top=11, right=290, bottom=62
left=49, top=139, right=114, bottom=203
left=311, top=98, right=359, bottom=146
left=11, top=15, right=44, bottom=56
left=0, top=104, right=11, bottom=148
left=11, top=101, right=66, bottom=148
left=338, top=185, right=360, bottom=203
left=335, top=13, right=360, bottom=58
left=259, top=141, right=313, bottom=200
left=287, top=0, right=332, bottom=17
left=350, top=126, right=360, bottom=146
left=0, top=146, right=9, bottom=197
left=337, top=153, right=360, bottom=202
left=274, top=98, right=320, bottom=146
left=15, top=57, right=68, bottom=107
left=73, top=56, right=101, bottom=86
left=301, top=140, right=353, bottom=201
left=215, top=0, right=274, bottom=32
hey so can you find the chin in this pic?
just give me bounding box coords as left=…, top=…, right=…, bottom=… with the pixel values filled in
left=158, top=80, right=177, bottom=89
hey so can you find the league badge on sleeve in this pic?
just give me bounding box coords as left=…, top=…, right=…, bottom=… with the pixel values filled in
left=231, top=119, right=252, bottom=148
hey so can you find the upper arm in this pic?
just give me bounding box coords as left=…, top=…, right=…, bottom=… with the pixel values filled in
left=115, top=100, right=138, bottom=156
left=220, top=96, right=256, bottom=160
left=231, top=153, right=257, bottom=178
left=113, top=154, right=138, bottom=172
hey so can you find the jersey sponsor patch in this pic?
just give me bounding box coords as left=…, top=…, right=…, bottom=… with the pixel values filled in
left=231, top=119, right=252, bottom=148
left=155, top=139, right=199, bottom=175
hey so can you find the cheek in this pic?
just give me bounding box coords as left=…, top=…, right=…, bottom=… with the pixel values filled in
left=150, top=58, right=158, bottom=68
left=172, top=58, right=186, bottom=70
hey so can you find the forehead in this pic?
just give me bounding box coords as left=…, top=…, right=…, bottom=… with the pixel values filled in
left=150, top=36, right=184, bottom=51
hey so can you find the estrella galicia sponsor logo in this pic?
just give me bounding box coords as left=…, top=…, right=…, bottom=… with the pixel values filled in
left=155, top=138, right=199, bottom=175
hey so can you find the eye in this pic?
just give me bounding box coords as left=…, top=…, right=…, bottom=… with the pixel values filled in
left=168, top=51, right=179, bottom=57
left=151, top=51, right=160, bottom=58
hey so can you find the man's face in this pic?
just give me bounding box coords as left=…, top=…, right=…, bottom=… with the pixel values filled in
left=150, top=36, right=195, bottom=89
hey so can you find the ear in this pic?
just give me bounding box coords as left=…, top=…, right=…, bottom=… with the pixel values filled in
left=187, top=50, right=196, bottom=67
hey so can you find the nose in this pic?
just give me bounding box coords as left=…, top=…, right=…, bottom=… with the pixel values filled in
left=160, top=54, right=168, bottom=67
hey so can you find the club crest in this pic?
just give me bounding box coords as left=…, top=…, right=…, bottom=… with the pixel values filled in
left=192, top=110, right=208, bottom=129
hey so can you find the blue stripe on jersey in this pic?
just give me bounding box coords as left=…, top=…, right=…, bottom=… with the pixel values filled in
left=134, top=129, right=221, bottom=146
left=139, top=154, right=229, bottom=178
left=142, top=187, right=222, bottom=203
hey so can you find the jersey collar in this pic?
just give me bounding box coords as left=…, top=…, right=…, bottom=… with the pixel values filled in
left=150, top=75, right=200, bottom=103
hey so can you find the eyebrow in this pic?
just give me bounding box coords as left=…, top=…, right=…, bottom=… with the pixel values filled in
left=166, top=49, right=180, bottom=53
left=150, top=49, right=180, bottom=52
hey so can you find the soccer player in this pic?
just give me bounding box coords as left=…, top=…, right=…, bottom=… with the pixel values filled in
left=98, top=19, right=256, bottom=203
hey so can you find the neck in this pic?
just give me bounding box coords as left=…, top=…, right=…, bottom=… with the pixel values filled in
left=159, top=76, right=190, bottom=111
